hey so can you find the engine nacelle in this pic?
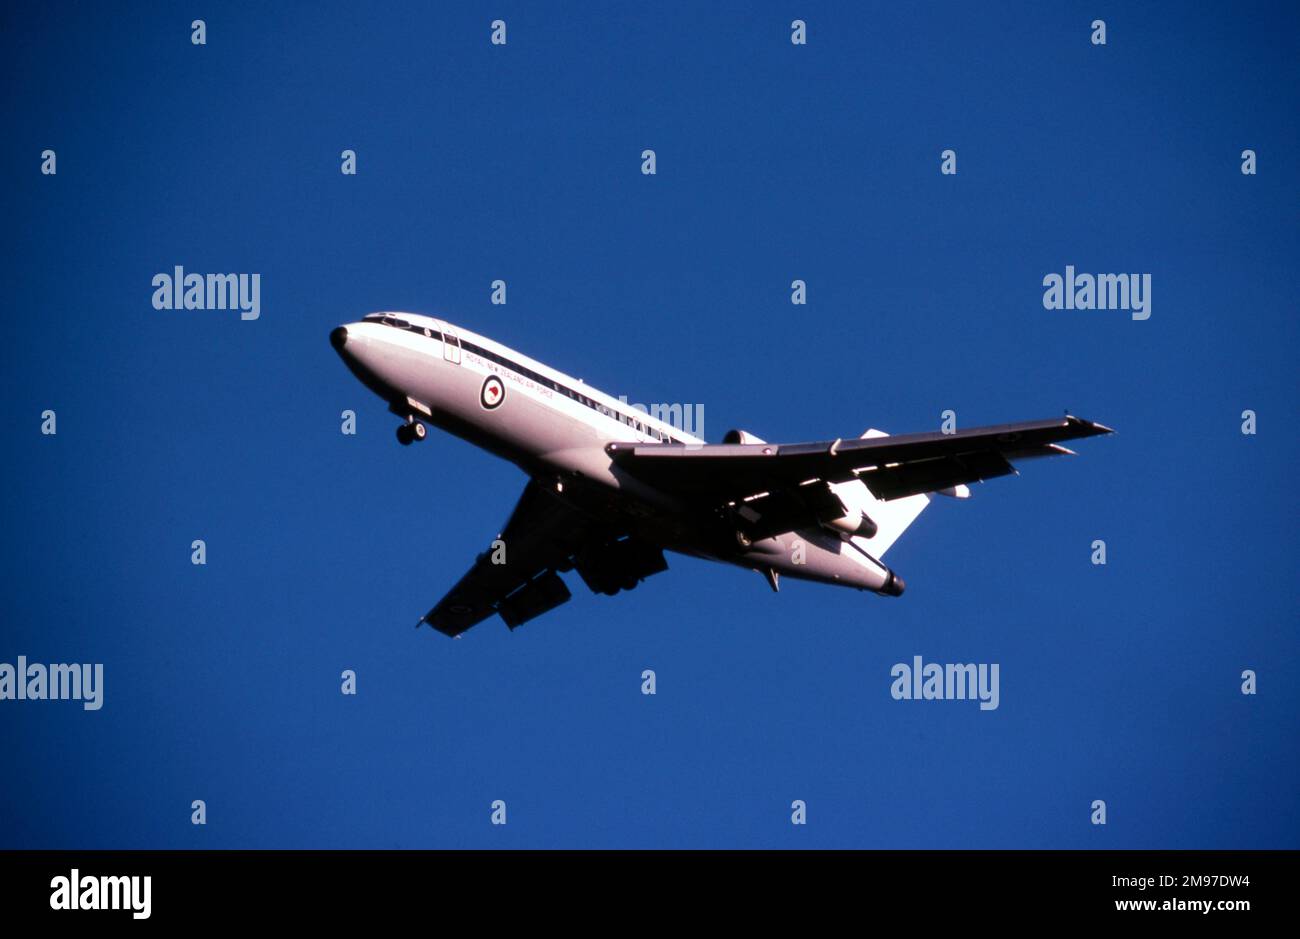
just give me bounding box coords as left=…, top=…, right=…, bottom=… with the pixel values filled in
left=722, top=429, right=766, bottom=444
left=825, top=509, right=878, bottom=538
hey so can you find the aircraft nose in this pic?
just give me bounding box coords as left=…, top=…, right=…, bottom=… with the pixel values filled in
left=330, top=326, right=348, bottom=351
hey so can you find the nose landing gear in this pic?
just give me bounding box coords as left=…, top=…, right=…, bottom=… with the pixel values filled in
left=396, top=419, right=427, bottom=446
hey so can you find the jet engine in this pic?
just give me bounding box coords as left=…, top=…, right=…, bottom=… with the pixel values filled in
left=824, top=506, right=879, bottom=538
left=722, top=429, right=878, bottom=537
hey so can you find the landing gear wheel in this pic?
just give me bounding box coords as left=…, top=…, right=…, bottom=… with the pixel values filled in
left=735, top=529, right=752, bottom=549
left=396, top=420, right=426, bottom=446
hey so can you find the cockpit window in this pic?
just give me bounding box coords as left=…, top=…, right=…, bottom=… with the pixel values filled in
left=361, top=313, right=414, bottom=329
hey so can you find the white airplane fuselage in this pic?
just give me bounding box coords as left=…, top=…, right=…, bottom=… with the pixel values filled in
left=330, top=312, right=907, bottom=596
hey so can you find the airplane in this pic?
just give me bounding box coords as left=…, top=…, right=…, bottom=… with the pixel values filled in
left=329, top=313, right=1113, bottom=637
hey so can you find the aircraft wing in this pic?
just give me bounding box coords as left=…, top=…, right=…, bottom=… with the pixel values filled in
left=607, top=415, right=1113, bottom=506
left=421, top=480, right=616, bottom=637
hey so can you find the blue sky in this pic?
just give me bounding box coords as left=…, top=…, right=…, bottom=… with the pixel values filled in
left=2, top=0, right=1297, bottom=848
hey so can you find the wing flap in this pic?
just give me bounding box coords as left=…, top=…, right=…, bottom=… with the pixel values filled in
left=857, top=449, right=1016, bottom=500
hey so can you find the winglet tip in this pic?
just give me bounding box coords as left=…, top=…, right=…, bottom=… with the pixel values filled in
left=1066, top=414, right=1116, bottom=436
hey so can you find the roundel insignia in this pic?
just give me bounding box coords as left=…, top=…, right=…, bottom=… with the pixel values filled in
left=480, top=375, right=505, bottom=410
